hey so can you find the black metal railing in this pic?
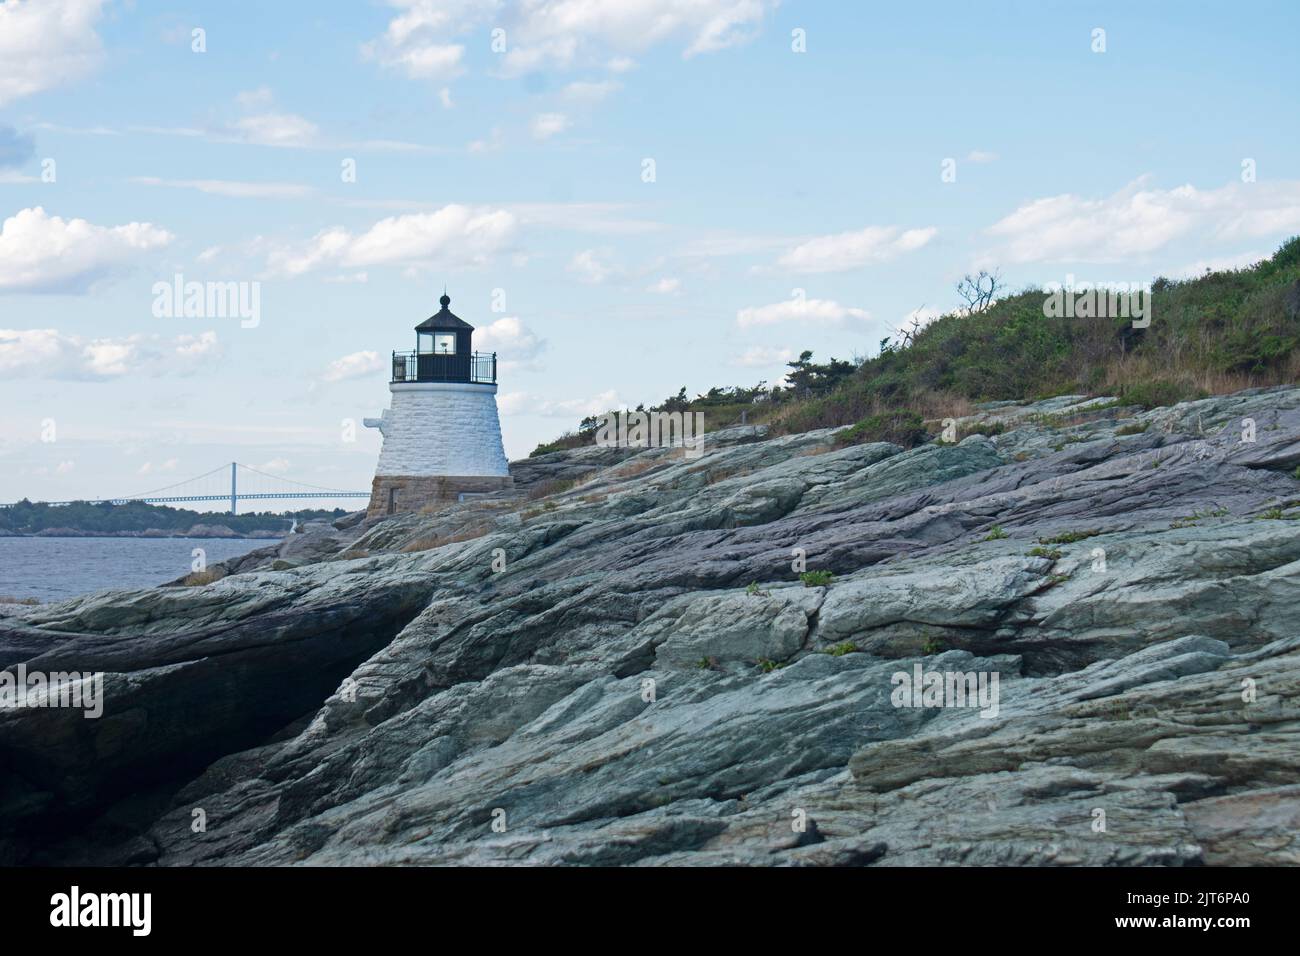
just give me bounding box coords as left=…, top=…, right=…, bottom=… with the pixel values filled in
left=391, top=350, right=496, bottom=384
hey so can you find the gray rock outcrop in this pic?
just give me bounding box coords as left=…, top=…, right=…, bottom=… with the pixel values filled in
left=2, top=387, right=1298, bottom=866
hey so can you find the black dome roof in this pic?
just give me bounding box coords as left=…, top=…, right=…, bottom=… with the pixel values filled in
left=415, top=292, right=473, bottom=332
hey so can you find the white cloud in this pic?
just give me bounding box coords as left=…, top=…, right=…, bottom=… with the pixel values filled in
left=138, top=458, right=179, bottom=476
left=439, top=87, right=454, bottom=109
left=736, top=297, right=871, bottom=328
left=563, top=79, right=620, bottom=102
left=256, top=457, right=291, bottom=474
left=646, top=277, right=680, bottom=294
left=235, top=86, right=274, bottom=109
left=1170, top=250, right=1268, bottom=279
left=499, top=388, right=620, bottom=418
left=985, top=178, right=1300, bottom=265
left=472, top=317, right=546, bottom=370
left=777, top=225, right=937, bottom=273
left=508, top=202, right=663, bottom=236
left=0, top=328, right=220, bottom=379
left=132, top=176, right=314, bottom=199
left=531, top=112, right=571, bottom=140
left=730, top=345, right=795, bottom=367
left=265, top=204, right=517, bottom=277
left=567, top=248, right=617, bottom=284
left=0, top=0, right=105, bottom=107
left=365, top=0, right=773, bottom=82
left=322, top=350, right=385, bottom=383
left=0, top=206, right=173, bottom=294
left=360, top=0, right=475, bottom=80
left=231, top=112, right=321, bottom=148
left=500, top=0, right=777, bottom=74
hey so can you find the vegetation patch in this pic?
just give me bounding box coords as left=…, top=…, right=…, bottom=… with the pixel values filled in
left=799, top=570, right=835, bottom=587
left=530, top=238, right=1300, bottom=457
left=1038, top=529, right=1100, bottom=544
left=832, top=410, right=929, bottom=449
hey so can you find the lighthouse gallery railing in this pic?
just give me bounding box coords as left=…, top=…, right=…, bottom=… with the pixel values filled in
left=391, top=351, right=497, bottom=384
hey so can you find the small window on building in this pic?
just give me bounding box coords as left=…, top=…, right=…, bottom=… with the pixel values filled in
left=433, top=333, right=456, bottom=354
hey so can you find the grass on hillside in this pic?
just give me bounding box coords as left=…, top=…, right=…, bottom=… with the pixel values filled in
left=531, top=237, right=1300, bottom=456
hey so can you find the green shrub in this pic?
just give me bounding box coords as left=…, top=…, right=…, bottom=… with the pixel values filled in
left=1027, top=546, right=1063, bottom=560
left=1120, top=380, right=1204, bottom=410
left=982, top=525, right=1009, bottom=540
left=799, top=570, right=835, bottom=587
left=1038, top=529, right=1100, bottom=544
left=824, top=641, right=857, bottom=657
left=921, top=637, right=945, bottom=655
left=833, top=410, right=928, bottom=449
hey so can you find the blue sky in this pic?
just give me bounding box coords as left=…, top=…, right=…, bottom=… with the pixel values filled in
left=2, top=0, right=1298, bottom=508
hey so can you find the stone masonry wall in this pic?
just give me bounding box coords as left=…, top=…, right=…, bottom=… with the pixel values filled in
left=370, top=382, right=510, bottom=477
left=365, top=474, right=514, bottom=518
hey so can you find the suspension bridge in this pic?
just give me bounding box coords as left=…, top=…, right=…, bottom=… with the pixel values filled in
left=2, top=462, right=371, bottom=514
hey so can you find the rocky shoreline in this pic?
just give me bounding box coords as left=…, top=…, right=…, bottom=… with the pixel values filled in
left=1, top=386, right=1298, bottom=866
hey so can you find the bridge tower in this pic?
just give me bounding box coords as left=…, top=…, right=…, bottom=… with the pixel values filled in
left=363, top=291, right=512, bottom=518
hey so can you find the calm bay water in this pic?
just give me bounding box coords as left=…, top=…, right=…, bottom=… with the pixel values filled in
left=0, top=536, right=277, bottom=603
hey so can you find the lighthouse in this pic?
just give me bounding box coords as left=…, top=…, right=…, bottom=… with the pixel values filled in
left=363, top=292, right=512, bottom=517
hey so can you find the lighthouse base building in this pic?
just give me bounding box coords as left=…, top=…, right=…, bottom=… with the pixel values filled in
left=364, top=293, right=512, bottom=518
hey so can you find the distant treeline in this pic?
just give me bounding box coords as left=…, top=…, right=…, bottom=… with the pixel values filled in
left=0, top=499, right=348, bottom=536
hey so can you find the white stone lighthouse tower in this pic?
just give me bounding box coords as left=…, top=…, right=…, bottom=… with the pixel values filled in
left=363, top=292, right=512, bottom=517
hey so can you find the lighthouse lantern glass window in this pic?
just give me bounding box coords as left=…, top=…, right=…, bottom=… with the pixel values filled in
left=433, top=333, right=456, bottom=355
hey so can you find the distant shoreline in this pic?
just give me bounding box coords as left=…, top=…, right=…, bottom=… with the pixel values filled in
left=0, top=530, right=284, bottom=540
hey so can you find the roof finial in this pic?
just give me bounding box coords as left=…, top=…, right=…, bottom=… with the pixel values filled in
left=439, top=286, right=450, bottom=309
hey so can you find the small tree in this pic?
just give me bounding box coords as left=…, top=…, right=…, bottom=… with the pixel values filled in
left=956, top=269, right=1003, bottom=313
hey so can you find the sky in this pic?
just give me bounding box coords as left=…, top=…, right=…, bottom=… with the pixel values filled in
left=2, top=0, right=1299, bottom=509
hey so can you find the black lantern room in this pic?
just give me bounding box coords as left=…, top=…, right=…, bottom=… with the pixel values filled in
left=391, top=292, right=497, bottom=384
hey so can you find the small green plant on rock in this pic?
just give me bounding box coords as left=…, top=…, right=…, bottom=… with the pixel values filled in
left=921, top=637, right=945, bottom=655
left=983, top=525, right=1009, bottom=541
left=1027, top=546, right=1063, bottom=560
left=1039, top=529, right=1100, bottom=545
left=696, top=656, right=718, bottom=671
left=825, top=641, right=857, bottom=657
left=757, top=658, right=786, bottom=673
left=800, top=570, right=835, bottom=587
left=1115, top=421, right=1149, bottom=436
left=1170, top=507, right=1229, bottom=528
left=746, top=581, right=769, bottom=597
